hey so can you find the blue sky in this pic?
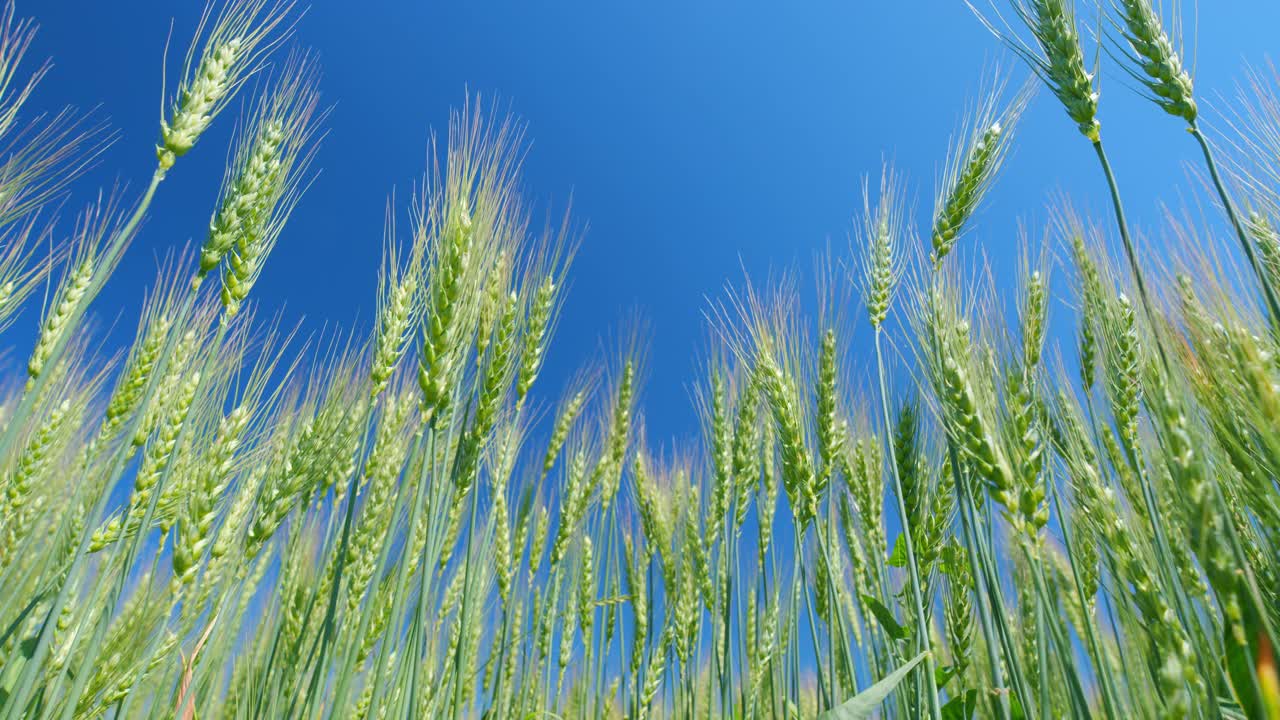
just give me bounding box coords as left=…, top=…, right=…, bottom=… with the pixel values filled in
left=21, top=1, right=1280, bottom=438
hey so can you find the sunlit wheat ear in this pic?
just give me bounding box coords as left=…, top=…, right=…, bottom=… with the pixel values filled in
left=1003, top=258, right=1052, bottom=535
left=100, top=252, right=193, bottom=443
left=106, top=370, right=201, bottom=548
left=3, top=398, right=72, bottom=554
left=515, top=218, right=576, bottom=406
left=1247, top=211, right=1280, bottom=285
left=171, top=403, right=250, bottom=587
left=1058, top=207, right=1113, bottom=382
left=158, top=0, right=294, bottom=170
left=368, top=198, right=426, bottom=397
left=199, top=54, right=319, bottom=283
left=931, top=76, right=1031, bottom=266
left=700, top=365, right=733, bottom=543
left=471, top=289, right=519, bottom=441
left=26, top=199, right=124, bottom=389
left=973, top=0, right=1101, bottom=141
left=217, top=56, right=323, bottom=317
left=541, top=374, right=594, bottom=478
left=731, top=370, right=761, bottom=525
left=859, top=164, right=905, bottom=328
left=1019, top=263, right=1049, bottom=370
left=915, top=277, right=1017, bottom=514
left=1111, top=0, right=1195, bottom=124
left=1104, top=292, right=1143, bottom=449
left=417, top=102, right=524, bottom=421
left=26, top=249, right=91, bottom=391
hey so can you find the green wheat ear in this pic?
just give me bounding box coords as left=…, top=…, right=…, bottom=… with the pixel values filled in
left=973, top=0, right=1101, bottom=140
left=7, top=0, right=1280, bottom=716
left=1112, top=0, right=1196, bottom=123
left=158, top=0, right=294, bottom=170
left=931, top=75, right=1031, bottom=266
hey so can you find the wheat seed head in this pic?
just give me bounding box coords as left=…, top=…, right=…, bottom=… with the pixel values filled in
left=973, top=0, right=1101, bottom=141
left=1111, top=0, right=1196, bottom=124
left=858, top=164, right=908, bottom=329
left=931, top=72, right=1032, bottom=266
left=159, top=0, right=295, bottom=168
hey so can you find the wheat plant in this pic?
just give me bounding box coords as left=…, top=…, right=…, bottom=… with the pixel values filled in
left=0, top=1, right=1278, bottom=719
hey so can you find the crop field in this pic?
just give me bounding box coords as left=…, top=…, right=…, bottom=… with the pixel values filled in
left=0, top=0, right=1278, bottom=718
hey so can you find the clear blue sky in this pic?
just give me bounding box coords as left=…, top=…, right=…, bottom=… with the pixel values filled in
left=22, top=1, right=1280, bottom=438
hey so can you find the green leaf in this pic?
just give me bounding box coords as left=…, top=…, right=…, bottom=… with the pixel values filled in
left=934, top=664, right=957, bottom=688
left=941, top=689, right=977, bottom=720
left=860, top=594, right=908, bottom=641
left=887, top=533, right=908, bottom=567
left=1224, top=623, right=1264, bottom=720
left=818, top=650, right=929, bottom=719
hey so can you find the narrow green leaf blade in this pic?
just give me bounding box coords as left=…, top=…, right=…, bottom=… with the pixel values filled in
left=887, top=533, right=908, bottom=567
left=818, top=650, right=929, bottom=720
left=860, top=594, right=909, bottom=641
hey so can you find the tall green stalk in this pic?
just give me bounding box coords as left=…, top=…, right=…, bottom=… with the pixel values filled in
left=1190, top=124, right=1280, bottom=325
left=873, top=330, right=941, bottom=720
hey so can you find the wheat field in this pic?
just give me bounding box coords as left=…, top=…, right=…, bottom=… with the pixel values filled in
left=0, top=0, right=1278, bottom=718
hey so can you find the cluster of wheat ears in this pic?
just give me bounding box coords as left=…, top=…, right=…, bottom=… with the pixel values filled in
left=0, top=0, right=1278, bottom=718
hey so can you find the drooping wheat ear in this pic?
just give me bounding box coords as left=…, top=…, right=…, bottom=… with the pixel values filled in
left=158, top=0, right=293, bottom=170
left=979, top=0, right=1100, bottom=141
left=931, top=78, right=1029, bottom=265
left=1112, top=0, right=1196, bottom=123
left=861, top=167, right=904, bottom=328
left=217, top=57, right=323, bottom=317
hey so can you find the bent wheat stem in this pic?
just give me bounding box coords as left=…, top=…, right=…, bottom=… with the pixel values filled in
left=1189, top=124, right=1280, bottom=325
